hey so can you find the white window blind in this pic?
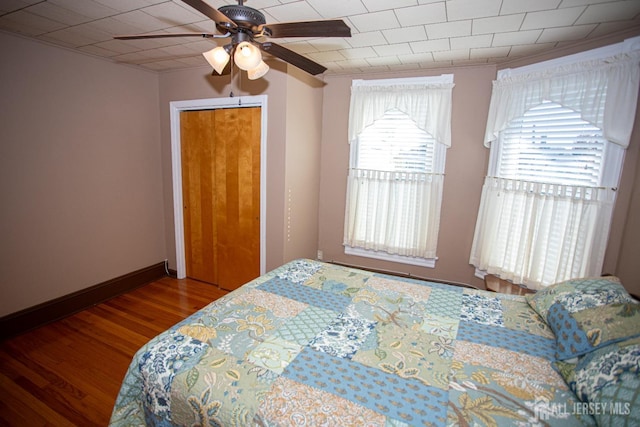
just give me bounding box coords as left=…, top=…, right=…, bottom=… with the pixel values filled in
left=498, top=101, right=606, bottom=187
left=355, top=109, right=437, bottom=173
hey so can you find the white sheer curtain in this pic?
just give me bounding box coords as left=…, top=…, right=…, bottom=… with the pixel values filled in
left=472, top=48, right=640, bottom=289
left=344, top=170, right=443, bottom=258
left=349, top=78, right=454, bottom=147
left=470, top=177, right=616, bottom=290
left=344, top=77, right=453, bottom=260
left=484, top=51, right=640, bottom=148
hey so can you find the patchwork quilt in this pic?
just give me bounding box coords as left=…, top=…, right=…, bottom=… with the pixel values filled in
left=110, top=259, right=594, bottom=426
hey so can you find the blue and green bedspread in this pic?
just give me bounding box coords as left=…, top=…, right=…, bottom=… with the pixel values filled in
left=109, top=259, right=593, bottom=426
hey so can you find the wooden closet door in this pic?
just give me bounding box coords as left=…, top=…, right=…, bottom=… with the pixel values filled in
left=181, top=107, right=261, bottom=290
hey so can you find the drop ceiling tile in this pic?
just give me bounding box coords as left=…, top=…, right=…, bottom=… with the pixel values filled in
left=279, top=40, right=318, bottom=54
left=366, top=55, right=401, bottom=66
left=78, top=44, right=121, bottom=57
left=492, top=29, right=542, bottom=46
left=142, top=2, right=204, bottom=25
left=111, top=10, right=173, bottom=33
left=0, top=10, right=66, bottom=36
left=347, top=31, right=388, bottom=47
left=472, top=14, right=525, bottom=35
left=432, top=48, right=469, bottom=61
left=84, top=17, right=144, bottom=38
left=450, top=34, right=492, bottom=49
left=373, top=42, right=413, bottom=56
left=349, top=10, right=400, bottom=33
left=426, top=20, right=471, bottom=39
left=361, top=0, right=417, bottom=13
left=43, top=24, right=112, bottom=46
left=159, top=43, right=203, bottom=56
left=0, top=1, right=41, bottom=14
left=521, top=6, right=586, bottom=30
left=382, top=26, right=427, bottom=44
left=538, top=24, right=597, bottom=42
left=175, top=56, right=207, bottom=67
left=398, top=51, right=435, bottom=65
left=308, top=50, right=347, bottom=62
left=306, top=0, right=367, bottom=19
left=92, top=0, right=168, bottom=13
left=245, top=0, right=283, bottom=9
left=410, top=37, right=450, bottom=53
left=394, top=3, right=447, bottom=27
left=264, top=2, right=323, bottom=22
left=575, top=0, right=640, bottom=25
left=94, top=39, right=146, bottom=54
left=27, top=2, right=93, bottom=26
left=333, top=58, right=371, bottom=69
left=339, top=46, right=378, bottom=59
left=500, top=0, right=561, bottom=15
left=470, top=46, right=510, bottom=59
left=446, top=0, right=502, bottom=21
left=47, top=0, right=117, bottom=20
left=559, top=0, right=614, bottom=7
left=307, top=37, right=353, bottom=51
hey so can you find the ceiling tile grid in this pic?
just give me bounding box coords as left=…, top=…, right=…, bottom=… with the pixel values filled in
left=0, top=0, right=638, bottom=74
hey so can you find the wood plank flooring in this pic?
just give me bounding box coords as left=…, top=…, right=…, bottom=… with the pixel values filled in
left=0, top=276, right=228, bottom=426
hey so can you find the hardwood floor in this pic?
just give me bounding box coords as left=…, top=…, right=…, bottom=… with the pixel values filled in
left=0, top=276, right=228, bottom=426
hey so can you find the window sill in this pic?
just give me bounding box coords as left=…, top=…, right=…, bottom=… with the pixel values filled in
left=344, top=246, right=436, bottom=268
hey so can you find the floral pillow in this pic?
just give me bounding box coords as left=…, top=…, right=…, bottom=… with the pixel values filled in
left=525, top=277, right=640, bottom=360
left=554, top=336, right=640, bottom=426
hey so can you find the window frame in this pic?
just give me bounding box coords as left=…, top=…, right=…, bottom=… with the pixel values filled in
left=344, top=75, right=453, bottom=268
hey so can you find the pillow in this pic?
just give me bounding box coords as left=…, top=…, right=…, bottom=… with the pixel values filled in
left=526, top=277, right=640, bottom=360
left=554, top=336, right=640, bottom=426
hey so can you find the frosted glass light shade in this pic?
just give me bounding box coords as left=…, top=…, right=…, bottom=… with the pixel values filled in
left=202, top=46, right=230, bottom=74
left=247, top=60, right=269, bottom=80
left=234, top=42, right=262, bottom=71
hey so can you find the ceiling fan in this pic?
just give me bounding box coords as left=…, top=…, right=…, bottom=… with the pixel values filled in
left=114, top=0, right=352, bottom=78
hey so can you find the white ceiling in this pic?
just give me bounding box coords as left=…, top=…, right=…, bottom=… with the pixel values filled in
left=2, top=0, right=640, bottom=74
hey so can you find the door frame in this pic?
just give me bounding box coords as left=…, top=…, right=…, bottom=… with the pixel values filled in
left=170, top=95, right=268, bottom=279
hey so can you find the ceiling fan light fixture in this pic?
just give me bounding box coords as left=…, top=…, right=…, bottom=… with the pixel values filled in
left=202, top=46, right=230, bottom=74
left=247, top=60, right=269, bottom=80
left=234, top=41, right=262, bottom=71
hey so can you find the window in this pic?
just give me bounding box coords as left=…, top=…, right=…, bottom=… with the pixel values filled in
left=344, top=76, right=454, bottom=267
left=470, top=40, right=639, bottom=289
left=497, top=101, right=607, bottom=187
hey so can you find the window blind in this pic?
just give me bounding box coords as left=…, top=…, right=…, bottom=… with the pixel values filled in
left=498, top=101, right=605, bottom=187
left=356, top=109, right=437, bottom=173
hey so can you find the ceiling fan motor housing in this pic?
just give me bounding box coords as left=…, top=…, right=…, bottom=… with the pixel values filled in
left=219, top=5, right=266, bottom=32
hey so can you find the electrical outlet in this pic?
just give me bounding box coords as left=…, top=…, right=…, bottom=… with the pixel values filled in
left=317, top=250, right=324, bottom=260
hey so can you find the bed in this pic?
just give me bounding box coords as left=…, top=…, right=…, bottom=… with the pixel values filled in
left=110, top=259, right=640, bottom=426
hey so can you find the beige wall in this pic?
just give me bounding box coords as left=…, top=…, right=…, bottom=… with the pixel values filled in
left=283, top=67, right=324, bottom=262
left=611, top=106, right=640, bottom=295
left=0, top=32, right=165, bottom=316
left=317, top=41, right=640, bottom=290
left=318, top=66, right=496, bottom=288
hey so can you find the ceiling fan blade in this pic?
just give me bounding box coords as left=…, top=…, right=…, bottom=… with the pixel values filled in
left=114, top=32, right=217, bottom=40
left=181, top=0, right=237, bottom=29
left=258, top=41, right=327, bottom=75
left=262, top=20, right=351, bottom=38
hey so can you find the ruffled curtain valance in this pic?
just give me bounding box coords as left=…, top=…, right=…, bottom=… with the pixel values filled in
left=484, top=52, right=640, bottom=148
left=349, top=82, right=455, bottom=147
